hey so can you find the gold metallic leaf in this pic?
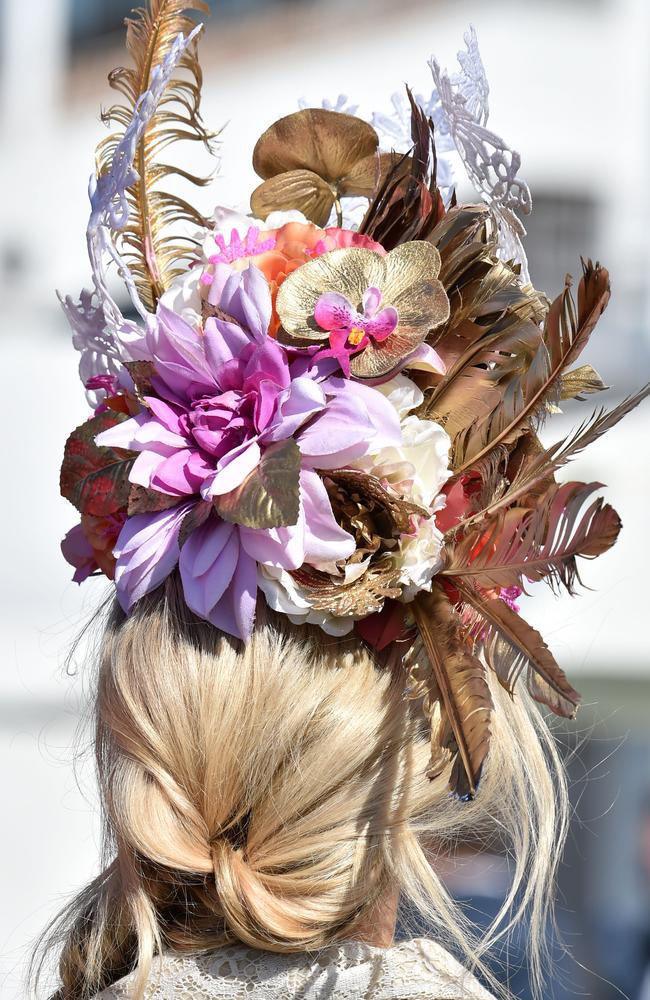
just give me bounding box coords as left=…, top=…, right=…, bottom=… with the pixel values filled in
left=339, top=151, right=410, bottom=198
left=291, top=555, right=401, bottom=617
left=275, top=240, right=450, bottom=379
left=250, top=170, right=334, bottom=228
left=355, top=242, right=449, bottom=379
left=127, top=484, right=184, bottom=515
left=326, top=469, right=428, bottom=534
left=124, top=360, right=157, bottom=398
left=253, top=109, right=378, bottom=184
left=560, top=363, right=607, bottom=400
left=213, top=440, right=301, bottom=530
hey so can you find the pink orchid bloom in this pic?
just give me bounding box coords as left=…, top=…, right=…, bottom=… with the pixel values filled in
left=313, top=287, right=398, bottom=377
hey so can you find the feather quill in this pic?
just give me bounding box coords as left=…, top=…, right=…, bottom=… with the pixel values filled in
left=96, top=0, right=214, bottom=309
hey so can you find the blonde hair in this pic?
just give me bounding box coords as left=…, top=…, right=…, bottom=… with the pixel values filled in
left=38, top=576, right=568, bottom=999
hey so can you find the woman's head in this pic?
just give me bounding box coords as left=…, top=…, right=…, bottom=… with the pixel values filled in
left=42, top=576, right=567, bottom=999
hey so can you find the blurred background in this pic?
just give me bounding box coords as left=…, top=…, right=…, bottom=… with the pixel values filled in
left=1, top=0, right=649, bottom=996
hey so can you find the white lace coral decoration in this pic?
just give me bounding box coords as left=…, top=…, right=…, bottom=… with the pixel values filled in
left=371, top=27, right=532, bottom=281
left=429, top=27, right=532, bottom=281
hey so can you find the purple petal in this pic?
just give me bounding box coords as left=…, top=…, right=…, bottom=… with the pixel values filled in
left=206, top=262, right=234, bottom=305
left=324, top=377, right=402, bottom=451
left=203, top=316, right=250, bottom=371
left=295, top=393, right=378, bottom=468
left=143, top=396, right=188, bottom=435
left=239, top=500, right=305, bottom=570
left=314, top=291, right=357, bottom=332
left=148, top=305, right=216, bottom=398
left=301, top=470, right=355, bottom=566
left=114, top=502, right=193, bottom=610
left=179, top=518, right=238, bottom=618
left=201, top=544, right=258, bottom=640
left=220, top=265, right=271, bottom=341
left=150, top=447, right=209, bottom=495
left=361, top=286, right=382, bottom=318
left=244, top=338, right=290, bottom=392
left=61, top=524, right=97, bottom=583
left=202, top=439, right=261, bottom=497
left=261, top=377, right=326, bottom=444
left=254, top=379, right=280, bottom=433
left=95, top=413, right=146, bottom=451
left=133, top=416, right=188, bottom=450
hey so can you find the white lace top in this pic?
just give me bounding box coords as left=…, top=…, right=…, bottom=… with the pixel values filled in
left=96, top=938, right=494, bottom=999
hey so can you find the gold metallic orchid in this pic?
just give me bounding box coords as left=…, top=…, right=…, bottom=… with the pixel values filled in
left=275, top=240, right=450, bottom=380
left=250, top=108, right=395, bottom=227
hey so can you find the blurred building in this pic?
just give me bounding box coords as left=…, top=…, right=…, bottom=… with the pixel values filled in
left=0, top=1, right=649, bottom=997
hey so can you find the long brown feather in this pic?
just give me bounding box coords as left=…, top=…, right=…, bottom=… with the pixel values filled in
left=96, top=0, right=215, bottom=308
left=411, top=587, right=493, bottom=798
left=443, top=480, right=621, bottom=594
left=457, top=384, right=650, bottom=533
left=425, top=259, right=610, bottom=475
left=455, top=580, right=580, bottom=718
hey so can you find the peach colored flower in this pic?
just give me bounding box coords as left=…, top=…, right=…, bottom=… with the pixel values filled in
left=250, top=223, right=386, bottom=335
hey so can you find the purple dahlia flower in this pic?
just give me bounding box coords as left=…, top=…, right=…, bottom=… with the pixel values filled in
left=97, top=264, right=401, bottom=639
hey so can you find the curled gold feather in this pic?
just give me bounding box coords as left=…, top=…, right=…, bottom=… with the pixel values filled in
left=96, top=0, right=215, bottom=309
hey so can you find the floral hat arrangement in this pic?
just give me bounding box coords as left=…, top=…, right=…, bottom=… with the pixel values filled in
left=59, top=3, right=649, bottom=798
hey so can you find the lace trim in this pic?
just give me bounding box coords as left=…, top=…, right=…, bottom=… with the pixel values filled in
left=96, top=938, right=494, bottom=999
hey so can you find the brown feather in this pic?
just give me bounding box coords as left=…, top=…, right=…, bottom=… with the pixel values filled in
left=425, top=259, right=610, bottom=475
left=443, top=480, right=622, bottom=594
left=411, top=587, right=493, bottom=798
left=359, top=89, right=443, bottom=247
left=458, top=384, right=650, bottom=531
left=96, top=0, right=215, bottom=308
left=455, top=580, right=580, bottom=719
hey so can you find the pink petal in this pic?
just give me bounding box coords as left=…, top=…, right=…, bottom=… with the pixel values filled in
left=150, top=448, right=208, bottom=495
left=300, top=470, right=355, bottom=566
left=130, top=445, right=176, bottom=488
left=204, top=546, right=258, bottom=640
left=143, top=396, right=187, bottom=435
left=202, top=439, right=261, bottom=497
left=362, top=286, right=382, bottom=317
left=239, top=500, right=305, bottom=570
left=364, top=306, right=398, bottom=342
left=314, top=291, right=357, bottom=332
left=179, top=518, right=239, bottom=618
left=402, top=342, right=447, bottom=375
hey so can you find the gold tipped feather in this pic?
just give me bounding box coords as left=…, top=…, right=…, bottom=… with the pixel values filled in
left=96, top=1, right=215, bottom=308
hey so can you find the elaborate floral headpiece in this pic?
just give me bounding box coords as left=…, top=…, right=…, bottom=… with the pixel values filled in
left=59, top=6, right=648, bottom=798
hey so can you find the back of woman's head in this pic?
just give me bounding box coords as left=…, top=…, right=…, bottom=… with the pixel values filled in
left=41, top=576, right=567, bottom=999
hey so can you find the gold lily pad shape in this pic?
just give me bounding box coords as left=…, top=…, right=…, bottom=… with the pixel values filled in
left=251, top=108, right=387, bottom=227
left=275, top=241, right=450, bottom=380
